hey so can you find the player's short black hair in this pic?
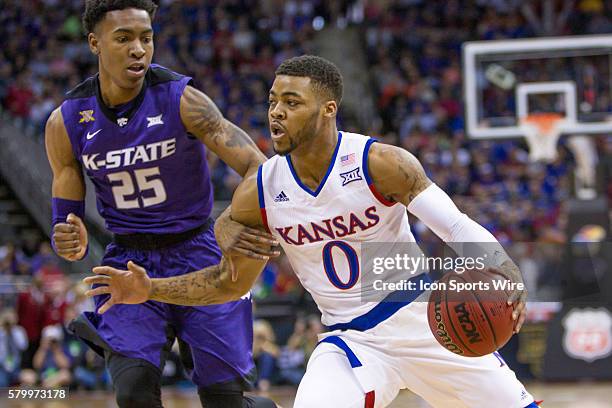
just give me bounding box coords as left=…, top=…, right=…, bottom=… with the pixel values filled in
left=275, top=55, right=343, bottom=105
left=82, top=0, right=158, bottom=33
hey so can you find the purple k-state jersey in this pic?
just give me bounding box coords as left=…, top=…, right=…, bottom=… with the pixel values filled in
left=60, top=64, right=213, bottom=234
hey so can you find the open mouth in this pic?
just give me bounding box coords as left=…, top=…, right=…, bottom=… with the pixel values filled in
left=127, top=63, right=146, bottom=77
left=270, top=122, right=286, bottom=140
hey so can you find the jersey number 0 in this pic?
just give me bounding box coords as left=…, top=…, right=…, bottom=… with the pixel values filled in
left=322, top=241, right=360, bottom=290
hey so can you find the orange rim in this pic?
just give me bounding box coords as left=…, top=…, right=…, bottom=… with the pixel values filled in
left=521, top=113, right=564, bottom=134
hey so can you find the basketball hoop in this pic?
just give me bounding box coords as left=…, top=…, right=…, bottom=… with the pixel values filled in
left=519, top=113, right=566, bottom=162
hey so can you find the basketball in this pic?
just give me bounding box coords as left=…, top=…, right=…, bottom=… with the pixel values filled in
left=427, top=269, right=514, bottom=357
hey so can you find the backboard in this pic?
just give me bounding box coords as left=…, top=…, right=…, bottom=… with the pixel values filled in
left=463, top=35, right=612, bottom=140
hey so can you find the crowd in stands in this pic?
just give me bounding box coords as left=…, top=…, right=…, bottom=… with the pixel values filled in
left=0, top=235, right=108, bottom=389
left=0, top=0, right=611, bottom=391
left=252, top=315, right=323, bottom=392
left=361, top=0, right=611, bottom=245
left=1, top=0, right=609, bottom=241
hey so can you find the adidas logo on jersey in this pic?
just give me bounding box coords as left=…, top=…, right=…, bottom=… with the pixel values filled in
left=274, top=191, right=290, bottom=202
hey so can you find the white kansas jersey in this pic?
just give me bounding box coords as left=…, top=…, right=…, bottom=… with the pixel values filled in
left=257, top=131, right=425, bottom=327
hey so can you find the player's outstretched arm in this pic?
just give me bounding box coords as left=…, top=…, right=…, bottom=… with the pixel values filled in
left=45, top=108, right=88, bottom=261
left=85, top=174, right=270, bottom=310
left=180, top=85, right=267, bottom=177
left=367, top=142, right=527, bottom=333
left=150, top=173, right=270, bottom=304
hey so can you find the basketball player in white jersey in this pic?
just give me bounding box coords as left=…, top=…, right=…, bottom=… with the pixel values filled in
left=84, top=56, right=539, bottom=408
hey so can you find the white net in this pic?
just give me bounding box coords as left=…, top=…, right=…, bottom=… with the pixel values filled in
left=519, top=114, right=565, bottom=162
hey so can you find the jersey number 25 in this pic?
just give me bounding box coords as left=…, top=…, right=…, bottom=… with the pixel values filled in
left=108, top=167, right=167, bottom=209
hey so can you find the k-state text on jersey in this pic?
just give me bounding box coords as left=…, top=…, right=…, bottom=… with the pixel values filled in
left=82, top=138, right=176, bottom=170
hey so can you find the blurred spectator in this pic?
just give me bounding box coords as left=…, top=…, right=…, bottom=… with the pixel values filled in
left=28, top=241, right=60, bottom=276
left=42, top=275, right=71, bottom=328
left=70, top=281, right=95, bottom=316
left=272, top=255, right=302, bottom=296
left=253, top=319, right=280, bottom=392
left=21, top=325, right=72, bottom=388
left=0, top=310, right=28, bottom=387
left=29, top=90, right=57, bottom=133
left=72, top=347, right=107, bottom=390
left=17, top=276, right=46, bottom=370
left=0, top=242, right=28, bottom=275
left=5, top=73, right=34, bottom=120
left=272, top=314, right=323, bottom=386
left=304, top=314, right=323, bottom=360
left=0, top=59, right=11, bottom=107
left=277, top=318, right=307, bottom=386
left=253, top=254, right=303, bottom=300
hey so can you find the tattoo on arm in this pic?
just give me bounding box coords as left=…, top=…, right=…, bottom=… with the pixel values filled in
left=149, top=264, right=224, bottom=306
left=222, top=120, right=258, bottom=148
left=499, top=258, right=522, bottom=280
left=370, top=143, right=431, bottom=205
left=394, top=149, right=429, bottom=202
left=183, top=87, right=258, bottom=148
left=182, top=88, right=224, bottom=143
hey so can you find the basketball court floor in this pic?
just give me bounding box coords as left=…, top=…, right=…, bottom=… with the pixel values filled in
left=3, top=382, right=612, bottom=408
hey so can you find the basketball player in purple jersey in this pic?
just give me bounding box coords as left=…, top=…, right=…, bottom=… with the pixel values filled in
left=45, top=1, right=278, bottom=407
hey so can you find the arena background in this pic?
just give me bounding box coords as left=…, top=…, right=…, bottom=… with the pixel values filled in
left=0, top=0, right=610, bottom=407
